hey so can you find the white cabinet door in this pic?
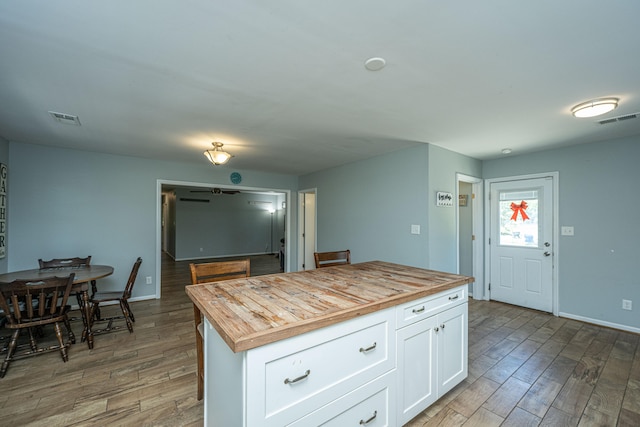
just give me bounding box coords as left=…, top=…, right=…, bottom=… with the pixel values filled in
left=396, top=314, right=438, bottom=425
left=396, top=302, right=468, bottom=426
left=436, top=303, right=468, bottom=396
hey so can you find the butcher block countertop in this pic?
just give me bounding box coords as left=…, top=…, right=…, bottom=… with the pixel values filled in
left=185, top=261, right=473, bottom=353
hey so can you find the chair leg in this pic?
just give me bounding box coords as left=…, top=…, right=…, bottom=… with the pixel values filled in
left=63, top=315, right=76, bottom=344
left=123, top=300, right=135, bottom=322
left=27, top=327, right=38, bottom=352
left=0, top=330, right=20, bottom=378
left=120, top=300, right=134, bottom=333
left=53, top=321, right=69, bottom=363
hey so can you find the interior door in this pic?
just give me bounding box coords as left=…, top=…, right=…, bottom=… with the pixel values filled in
left=490, top=177, right=553, bottom=312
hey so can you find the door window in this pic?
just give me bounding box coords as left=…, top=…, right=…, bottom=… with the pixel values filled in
left=498, top=190, right=538, bottom=247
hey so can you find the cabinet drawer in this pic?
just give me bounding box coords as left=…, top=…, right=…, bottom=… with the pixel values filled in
left=396, top=286, right=466, bottom=329
left=287, top=370, right=396, bottom=427
left=247, top=308, right=395, bottom=427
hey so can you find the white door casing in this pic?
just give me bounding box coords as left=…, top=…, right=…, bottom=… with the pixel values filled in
left=488, top=176, right=555, bottom=313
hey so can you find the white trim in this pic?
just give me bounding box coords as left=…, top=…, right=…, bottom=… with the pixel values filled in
left=559, top=312, right=640, bottom=335
left=297, top=188, right=317, bottom=271
left=157, top=179, right=292, bottom=299
left=456, top=173, right=483, bottom=299
left=484, top=172, right=560, bottom=316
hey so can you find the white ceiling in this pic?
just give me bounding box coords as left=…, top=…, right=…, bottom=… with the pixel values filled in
left=1, top=1, right=639, bottom=176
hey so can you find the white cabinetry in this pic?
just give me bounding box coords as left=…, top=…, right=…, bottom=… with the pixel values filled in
left=204, top=308, right=396, bottom=426
left=396, top=286, right=468, bottom=426
left=203, top=285, right=468, bottom=427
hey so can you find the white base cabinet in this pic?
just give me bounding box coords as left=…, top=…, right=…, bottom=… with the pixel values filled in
left=203, top=285, right=468, bottom=427
left=396, top=287, right=468, bottom=426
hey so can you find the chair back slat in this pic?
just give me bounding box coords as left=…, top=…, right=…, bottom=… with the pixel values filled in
left=189, top=259, right=250, bottom=284
left=314, top=250, right=351, bottom=268
left=39, top=256, right=91, bottom=269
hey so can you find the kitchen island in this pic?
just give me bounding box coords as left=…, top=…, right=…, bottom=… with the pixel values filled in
left=186, top=261, right=473, bottom=426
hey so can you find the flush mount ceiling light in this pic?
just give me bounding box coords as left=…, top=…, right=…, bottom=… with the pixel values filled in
left=571, top=98, right=619, bottom=118
left=203, top=142, right=233, bottom=165
left=501, top=148, right=512, bottom=154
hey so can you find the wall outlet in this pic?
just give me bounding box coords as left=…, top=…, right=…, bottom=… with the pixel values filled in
left=622, top=299, right=632, bottom=310
left=146, top=276, right=152, bottom=285
left=199, top=247, right=203, bottom=252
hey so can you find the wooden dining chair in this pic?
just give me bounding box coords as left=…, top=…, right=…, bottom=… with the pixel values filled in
left=38, top=255, right=94, bottom=335
left=189, top=259, right=250, bottom=401
left=88, top=257, right=142, bottom=338
left=0, top=273, right=75, bottom=378
left=314, top=249, right=351, bottom=268
left=38, top=255, right=96, bottom=294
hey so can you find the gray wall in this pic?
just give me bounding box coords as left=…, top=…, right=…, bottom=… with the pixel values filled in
left=299, top=144, right=481, bottom=270
left=174, top=189, right=284, bottom=260
left=427, top=145, right=482, bottom=273
left=483, top=136, right=640, bottom=330
left=7, top=142, right=297, bottom=298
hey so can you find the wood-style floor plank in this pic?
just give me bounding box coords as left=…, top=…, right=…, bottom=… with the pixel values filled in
left=1, top=253, right=639, bottom=426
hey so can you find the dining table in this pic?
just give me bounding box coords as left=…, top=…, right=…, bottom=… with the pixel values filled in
left=0, top=265, right=114, bottom=349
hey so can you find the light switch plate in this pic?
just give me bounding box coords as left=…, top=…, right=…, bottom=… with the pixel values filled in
left=411, top=224, right=421, bottom=235
left=561, top=226, right=574, bottom=236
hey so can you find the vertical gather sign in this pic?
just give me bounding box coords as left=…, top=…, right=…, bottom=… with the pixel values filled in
left=0, top=163, right=6, bottom=258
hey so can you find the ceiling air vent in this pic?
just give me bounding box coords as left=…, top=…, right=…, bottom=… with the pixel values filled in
left=48, top=111, right=81, bottom=125
left=597, top=113, right=638, bottom=125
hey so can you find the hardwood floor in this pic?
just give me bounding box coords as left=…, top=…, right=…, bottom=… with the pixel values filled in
left=1, top=257, right=638, bottom=426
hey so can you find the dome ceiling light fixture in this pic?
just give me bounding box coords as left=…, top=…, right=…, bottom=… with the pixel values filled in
left=571, top=97, right=619, bottom=118
left=204, top=142, right=233, bottom=165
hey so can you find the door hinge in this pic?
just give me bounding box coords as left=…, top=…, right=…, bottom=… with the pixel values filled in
left=472, top=193, right=475, bottom=199
left=472, top=235, right=475, bottom=241
left=488, top=283, right=491, bottom=291
left=488, top=238, right=491, bottom=245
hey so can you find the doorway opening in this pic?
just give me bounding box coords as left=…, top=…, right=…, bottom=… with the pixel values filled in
left=456, top=174, right=483, bottom=298
left=156, top=179, right=291, bottom=299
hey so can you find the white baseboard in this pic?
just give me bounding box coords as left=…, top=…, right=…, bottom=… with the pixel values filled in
left=558, top=311, right=640, bottom=334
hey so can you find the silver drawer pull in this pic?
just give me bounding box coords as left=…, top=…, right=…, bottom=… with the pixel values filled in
left=359, top=342, right=377, bottom=353
left=412, top=306, right=425, bottom=314
left=284, top=369, right=310, bottom=385
left=360, top=410, right=377, bottom=425
left=449, top=295, right=459, bottom=301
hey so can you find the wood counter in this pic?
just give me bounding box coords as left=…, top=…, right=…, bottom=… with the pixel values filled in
left=185, top=261, right=473, bottom=353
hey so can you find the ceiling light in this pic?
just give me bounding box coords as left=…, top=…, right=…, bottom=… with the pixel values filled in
left=501, top=148, right=512, bottom=154
left=571, top=98, right=619, bottom=118
left=364, top=57, right=386, bottom=71
left=203, top=142, right=233, bottom=165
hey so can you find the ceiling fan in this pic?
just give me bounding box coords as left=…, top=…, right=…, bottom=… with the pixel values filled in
left=190, top=188, right=240, bottom=195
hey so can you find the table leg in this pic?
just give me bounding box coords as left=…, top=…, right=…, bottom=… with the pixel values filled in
left=79, top=289, right=95, bottom=349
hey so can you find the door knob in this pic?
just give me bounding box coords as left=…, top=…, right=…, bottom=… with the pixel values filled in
left=544, top=251, right=551, bottom=257
left=544, top=242, right=550, bottom=247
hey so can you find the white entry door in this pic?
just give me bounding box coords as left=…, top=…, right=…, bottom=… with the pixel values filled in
left=490, top=177, right=554, bottom=312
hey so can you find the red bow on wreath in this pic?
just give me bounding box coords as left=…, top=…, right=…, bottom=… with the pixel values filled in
left=510, top=201, right=530, bottom=221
